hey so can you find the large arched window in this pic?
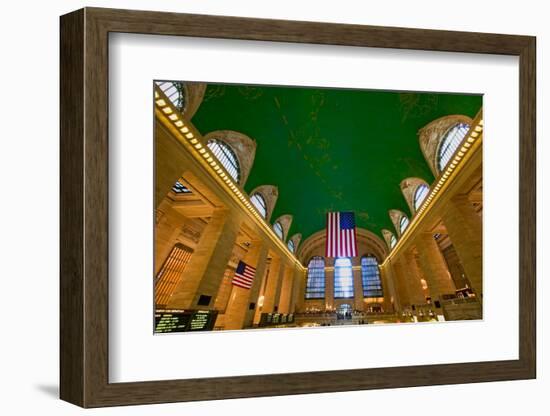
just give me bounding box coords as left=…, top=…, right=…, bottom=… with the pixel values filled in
left=413, top=184, right=429, bottom=210
left=172, top=180, right=192, bottom=194
left=250, top=193, right=267, bottom=219
left=437, top=123, right=470, bottom=171
left=305, top=256, right=325, bottom=299
left=287, top=239, right=295, bottom=253
left=207, top=139, right=241, bottom=183
left=334, top=257, right=354, bottom=299
left=155, top=81, right=186, bottom=113
left=361, top=256, right=383, bottom=298
left=155, top=243, right=193, bottom=308
left=390, top=234, right=397, bottom=248
left=399, top=216, right=409, bottom=234
left=273, top=221, right=284, bottom=240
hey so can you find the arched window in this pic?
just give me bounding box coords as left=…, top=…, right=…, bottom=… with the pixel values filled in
left=172, top=180, right=192, bottom=194
left=361, top=256, right=383, bottom=298
left=155, top=81, right=186, bottom=113
left=437, top=123, right=470, bottom=171
left=413, top=184, right=429, bottom=210
left=207, top=139, right=241, bottom=183
left=305, top=256, right=325, bottom=299
left=250, top=193, right=267, bottom=219
left=273, top=221, right=284, bottom=240
left=287, top=239, right=295, bottom=253
left=334, top=257, right=354, bottom=299
left=390, top=234, right=397, bottom=248
left=399, top=216, right=409, bottom=234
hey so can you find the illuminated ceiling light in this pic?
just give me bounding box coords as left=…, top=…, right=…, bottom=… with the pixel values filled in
left=207, top=157, right=213, bottom=163
left=464, top=142, right=471, bottom=148
left=185, top=133, right=194, bottom=139
left=155, top=99, right=166, bottom=106
left=199, top=148, right=206, bottom=154
left=194, top=143, right=202, bottom=149
left=190, top=138, right=198, bottom=144
left=475, top=125, right=482, bottom=132
left=458, top=151, right=465, bottom=157
left=162, top=107, right=173, bottom=114
left=203, top=152, right=210, bottom=158
left=168, top=114, right=178, bottom=121
left=181, top=126, right=189, bottom=133
left=479, top=119, right=484, bottom=126
left=467, top=137, right=475, bottom=143
left=154, top=91, right=159, bottom=99
left=460, top=147, right=467, bottom=153
left=470, top=132, right=479, bottom=138
left=174, top=120, right=184, bottom=127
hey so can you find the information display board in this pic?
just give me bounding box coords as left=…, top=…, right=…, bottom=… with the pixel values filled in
left=154, top=309, right=218, bottom=333
left=259, top=312, right=295, bottom=327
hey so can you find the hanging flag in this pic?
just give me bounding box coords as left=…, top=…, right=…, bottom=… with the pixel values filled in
left=232, top=260, right=257, bottom=289
left=325, top=211, right=358, bottom=258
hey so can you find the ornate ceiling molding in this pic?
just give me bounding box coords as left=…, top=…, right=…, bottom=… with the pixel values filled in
left=185, top=82, right=207, bottom=120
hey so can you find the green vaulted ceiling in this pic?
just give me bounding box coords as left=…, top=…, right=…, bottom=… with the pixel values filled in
left=191, top=83, right=482, bottom=243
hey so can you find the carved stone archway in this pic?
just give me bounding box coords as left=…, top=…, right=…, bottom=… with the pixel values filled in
left=273, top=214, right=293, bottom=241
left=400, top=177, right=430, bottom=215
left=249, top=185, right=278, bottom=222
left=418, top=114, right=473, bottom=176
left=389, top=209, right=409, bottom=237
left=204, top=130, right=257, bottom=187
left=381, top=229, right=396, bottom=250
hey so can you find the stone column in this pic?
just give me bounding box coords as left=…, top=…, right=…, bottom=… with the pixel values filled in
left=224, top=242, right=269, bottom=330
left=166, top=208, right=241, bottom=309
left=401, top=250, right=428, bottom=306
left=251, top=261, right=272, bottom=325
left=379, top=263, right=397, bottom=312
left=261, top=257, right=283, bottom=313
left=277, top=266, right=294, bottom=314
left=353, top=265, right=364, bottom=311
left=291, top=267, right=306, bottom=313
left=213, top=268, right=233, bottom=313
left=325, top=259, right=335, bottom=311
left=391, top=257, right=411, bottom=309
left=441, top=194, right=483, bottom=297
left=154, top=203, right=186, bottom=275
left=415, top=232, right=456, bottom=304
left=155, top=121, right=188, bottom=208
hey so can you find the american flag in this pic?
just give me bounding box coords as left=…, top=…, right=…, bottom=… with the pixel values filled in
left=232, top=260, right=257, bottom=289
left=325, top=211, right=358, bottom=257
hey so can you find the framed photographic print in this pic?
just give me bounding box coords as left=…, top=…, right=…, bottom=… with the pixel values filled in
left=60, top=7, right=536, bottom=408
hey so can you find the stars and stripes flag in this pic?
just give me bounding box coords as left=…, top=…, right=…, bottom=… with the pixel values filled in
left=325, top=211, right=358, bottom=257
left=232, top=260, right=257, bottom=289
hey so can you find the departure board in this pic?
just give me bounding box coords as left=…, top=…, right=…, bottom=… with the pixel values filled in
left=259, top=312, right=295, bottom=327
left=154, top=309, right=218, bottom=333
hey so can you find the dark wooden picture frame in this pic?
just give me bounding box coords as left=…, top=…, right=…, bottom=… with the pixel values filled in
left=60, top=7, right=536, bottom=408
